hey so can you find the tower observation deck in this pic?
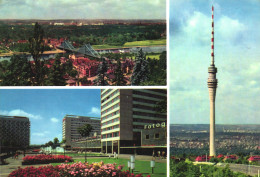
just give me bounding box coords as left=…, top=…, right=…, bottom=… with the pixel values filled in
left=208, top=5, right=218, bottom=157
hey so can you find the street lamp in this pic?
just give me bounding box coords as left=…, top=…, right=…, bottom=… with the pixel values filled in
left=150, top=160, right=155, bottom=174
left=130, top=155, right=135, bottom=173
left=131, top=161, right=135, bottom=173
left=128, top=161, right=131, bottom=171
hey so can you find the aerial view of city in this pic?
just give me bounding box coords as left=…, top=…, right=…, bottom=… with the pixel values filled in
left=0, top=89, right=167, bottom=176
left=0, top=0, right=166, bottom=86
left=170, top=0, right=260, bottom=176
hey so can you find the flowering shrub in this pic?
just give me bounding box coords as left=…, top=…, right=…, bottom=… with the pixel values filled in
left=9, top=161, right=151, bottom=177
left=22, top=155, right=73, bottom=164
left=57, top=161, right=129, bottom=177
left=8, top=166, right=59, bottom=177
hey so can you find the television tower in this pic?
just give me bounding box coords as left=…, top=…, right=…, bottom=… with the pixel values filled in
left=208, top=5, right=218, bottom=157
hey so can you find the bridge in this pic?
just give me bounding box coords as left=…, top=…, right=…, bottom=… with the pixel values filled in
left=57, top=41, right=100, bottom=58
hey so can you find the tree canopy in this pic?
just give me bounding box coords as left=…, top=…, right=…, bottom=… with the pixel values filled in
left=77, top=124, right=93, bottom=138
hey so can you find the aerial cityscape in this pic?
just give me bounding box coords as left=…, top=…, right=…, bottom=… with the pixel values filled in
left=0, top=0, right=166, bottom=86
left=170, top=0, right=260, bottom=176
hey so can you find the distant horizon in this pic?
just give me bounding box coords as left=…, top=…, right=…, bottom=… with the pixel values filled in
left=171, top=124, right=260, bottom=125
left=0, top=0, right=166, bottom=20
left=0, top=19, right=166, bottom=21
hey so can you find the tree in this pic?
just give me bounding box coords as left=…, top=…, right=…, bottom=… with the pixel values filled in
left=93, top=58, right=109, bottom=86
left=141, top=51, right=166, bottom=86
left=113, top=57, right=127, bottom=86
left=131, top=49, right=149, bottom=85
left=53, top=137, right=59, bottom=145
left=29, top=22, right=46, bottom=85
left=45, top=58, right=66, bottom=86
left=48, top=141, right=54, bottom=147
left=154, top=99, right=167, bottom=113
left=77, top=124, right=93, bottom=162
left=0, top=55, right=32, bottom=86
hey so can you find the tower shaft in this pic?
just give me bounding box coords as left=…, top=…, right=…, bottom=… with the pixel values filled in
left=208, top=5, right=218, bottom=157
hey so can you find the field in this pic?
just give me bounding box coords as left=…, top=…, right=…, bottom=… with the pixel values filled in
left=123, top=39, right=166, bottom=47
left=52, top=158, right=167, bottom=177
left=92, top=39, right=166, bottom=50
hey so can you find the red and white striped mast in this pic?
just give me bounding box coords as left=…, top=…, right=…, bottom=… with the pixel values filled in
left=211, top=5, right=215, bottom=66
left=208, top=5, right=218, bottom=157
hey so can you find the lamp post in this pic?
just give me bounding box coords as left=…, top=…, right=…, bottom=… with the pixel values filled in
left=130, top=155, right=135, bottom=173
left=128, top=161, right=131, bottom=171
left=150, top=160, right=155, bottom=174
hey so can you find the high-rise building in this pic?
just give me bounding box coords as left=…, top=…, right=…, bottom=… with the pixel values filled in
left=62, top=115, right=100, bottom=148
left=208, top=6, right=218, bottom=157
left=0, top=115, right=30, bottom=148
left=100, top=89, right=167, bottom=154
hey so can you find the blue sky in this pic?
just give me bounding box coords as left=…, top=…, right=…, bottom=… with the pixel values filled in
left=0, top=0, right=166, bottom=20
left=0, top=89, right=101, bottom=145
left=170, top=0, right=260, bottom=124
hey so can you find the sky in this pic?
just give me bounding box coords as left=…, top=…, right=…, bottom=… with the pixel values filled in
left=0, top=0, right=166, bottom=20
left=0, top=89, right=101, bottom=145
left=170, top=0, right=260, bottom=124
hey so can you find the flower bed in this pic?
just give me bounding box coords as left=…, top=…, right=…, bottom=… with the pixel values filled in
left=9, top=162, right=151, bottom=177
left=8, top=166, right=59, bottom=177
left=22, top=154, right=73, bottom=165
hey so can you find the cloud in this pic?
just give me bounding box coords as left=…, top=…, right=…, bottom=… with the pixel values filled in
left=32, top=131, right=50, bottom=137
left=217, top=16, right=247, bottom=44
left=89, top=107, right=100, bottom=115
left=0, top=109, right=42, bottom=120
left=50, top=117, right=59, bottom=123
left=0, top=0, right=166, bottom=19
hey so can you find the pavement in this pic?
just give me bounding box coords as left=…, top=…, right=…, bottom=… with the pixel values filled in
left=0, top=154, right=166, bottom=177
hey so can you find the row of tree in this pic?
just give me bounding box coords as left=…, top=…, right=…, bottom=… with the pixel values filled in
left=0, top=24, right=165, bottom=46
left=170, top=160, right=250, bottom=177
left=94, top=49, right=166, bottom=86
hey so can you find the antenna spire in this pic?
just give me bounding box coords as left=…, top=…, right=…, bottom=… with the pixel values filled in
left=211, top=5, right=214, bottom=65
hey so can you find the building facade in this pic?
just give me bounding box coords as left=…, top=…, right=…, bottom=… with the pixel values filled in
left=0, top=115, right=30, bottom=149
left=62, top=115, right=100, bottom=148
left=100, top=89, right=167, bottom=154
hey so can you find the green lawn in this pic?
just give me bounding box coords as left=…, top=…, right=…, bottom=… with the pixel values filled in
left=92, top=39, right=166, bottom=50
left=92, top=44, right=123, bottom=49
left=52, top=158, right=166, bottom=177
left=123, top=39, right=166, bottom=47
left=55, top=152, right=104, bottom=157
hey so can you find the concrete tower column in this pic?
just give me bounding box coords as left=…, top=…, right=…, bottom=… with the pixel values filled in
left=208, top=5, right=218, bottom=157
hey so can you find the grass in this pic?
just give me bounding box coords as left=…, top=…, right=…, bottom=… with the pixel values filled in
left=123, top=39, right=166, bottom=47
left=92, top=44, right=123, bottom=50
left=92, top=39, right=166, bottom=50
left=55, top=152, right=104, bottom=157
left=52, top=158, right=166, bottom=177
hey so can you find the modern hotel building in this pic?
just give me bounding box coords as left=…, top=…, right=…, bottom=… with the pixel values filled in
left=0, top=115, right=30, bottom=149
left=101, top=89, right=167, bottom=154
left=62, top=115, right=100, bottom=148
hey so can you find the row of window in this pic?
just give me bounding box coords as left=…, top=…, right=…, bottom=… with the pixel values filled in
left=133, top=111, right=166, bottom=118
left=101, top=90, right=119, bottom=103
left=133, top=90, right=166, bottom=99
left=101, top=89, right=113, bottom=98
left=101, top=96, right=120, bottom=110
left=145, top=133, right=160, bottom=139
left=133, top=104, right=157, bottom=111
left=101, top=103, right=119, bottom=115
left=101, top=110, right=120, bottom=121
left=146, top=89, right=167, bottom=94
left=101, top=118, right=119, bottom=126
left=133, top=97, right=158, bottom=105
left=101, top=132, right=119, bottom=139
left=102, top=125, right=119, bottom=132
